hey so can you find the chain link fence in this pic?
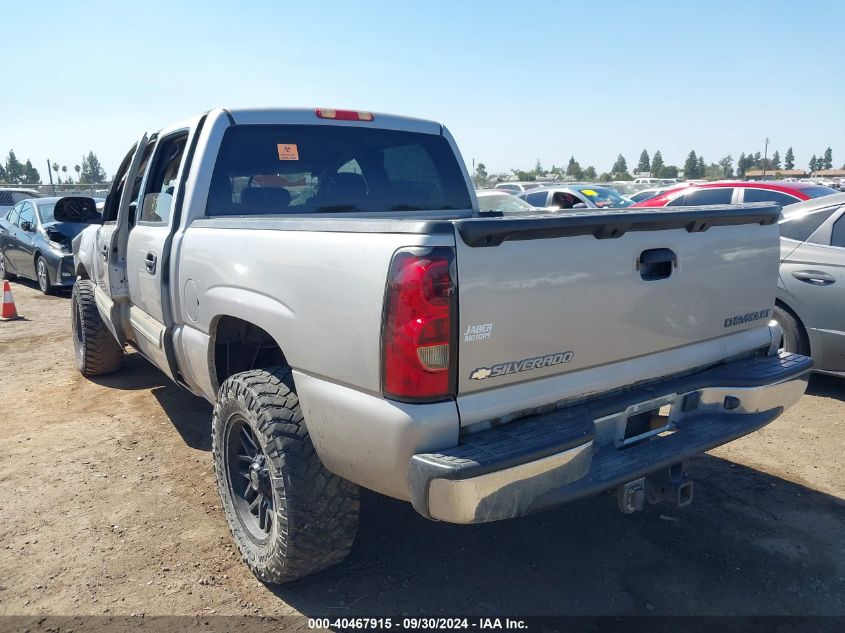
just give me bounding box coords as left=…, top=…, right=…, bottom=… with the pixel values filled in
left=0, top=182, right=112, bottom=197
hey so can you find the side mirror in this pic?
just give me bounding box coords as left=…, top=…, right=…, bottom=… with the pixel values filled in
left=20, top=221, right=33, bottom=232
left=53, top=196, right=102, bottom=224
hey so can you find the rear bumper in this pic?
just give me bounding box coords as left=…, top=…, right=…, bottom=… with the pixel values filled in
left=408, top=351, right=811, bottom=524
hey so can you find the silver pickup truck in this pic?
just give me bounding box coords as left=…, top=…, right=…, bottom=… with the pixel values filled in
left=66, top=107, right=811, bottom=584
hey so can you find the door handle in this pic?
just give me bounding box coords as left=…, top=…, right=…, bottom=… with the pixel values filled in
left=100, top=245, right=109, bottom=260
left=792, top=270, right=835, bottom=286
left=145, top=251, right=157, bottom=274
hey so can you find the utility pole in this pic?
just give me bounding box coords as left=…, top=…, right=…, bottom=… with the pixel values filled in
left=46, top=158, right=56, bottom=195
left=762, top=138, right=769, bottom=181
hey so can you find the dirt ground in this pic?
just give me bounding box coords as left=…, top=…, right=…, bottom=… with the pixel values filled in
left=1, top=278, right=844, bottom=618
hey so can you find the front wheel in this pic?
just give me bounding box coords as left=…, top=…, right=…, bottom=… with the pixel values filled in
left=71, top=279, right=124, bottom=376
left=212, top=366, right=360, bottom=584
left=36, top=256, right=53, bottom=295
left=0, top=253, right=15, bottom=280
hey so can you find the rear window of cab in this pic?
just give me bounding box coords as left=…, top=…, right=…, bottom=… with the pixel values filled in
left=206, top=125, right=472, bottom=215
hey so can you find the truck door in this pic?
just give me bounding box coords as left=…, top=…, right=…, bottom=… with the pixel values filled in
left=92, top=133, right=150, bottom=345
left=125, top=130, right=189, bottom=378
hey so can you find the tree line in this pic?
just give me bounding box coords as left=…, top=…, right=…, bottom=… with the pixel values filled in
left=0, top=150, right=107, bottom=185
left=475, top=146, right=840, bottom=185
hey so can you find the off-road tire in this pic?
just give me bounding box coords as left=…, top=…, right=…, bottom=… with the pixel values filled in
left=773, top=305, right=810, bottom=356
left=212, top=366, right=360, bottom=584
left=71, top=279, right=124, bottom=376
left=0, top=253, right=15, bottom=280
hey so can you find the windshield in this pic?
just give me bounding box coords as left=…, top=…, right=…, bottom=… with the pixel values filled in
left=802, top=185, right=838, bottom=199
left=574, top=186, right=633, bottom=208
left=37, top=202, right=56, bottom=223
left=477, top=193, right=535, bottom=214
left=629, top=189, right=662, bottom=202
left=207, top=124, right=472, bottom=215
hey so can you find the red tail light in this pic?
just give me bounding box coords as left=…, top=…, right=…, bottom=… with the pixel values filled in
left=382, top=247, right=457, bottom=402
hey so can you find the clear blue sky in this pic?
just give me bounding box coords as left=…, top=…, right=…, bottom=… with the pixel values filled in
left=2, top=0, right=843, bottom=180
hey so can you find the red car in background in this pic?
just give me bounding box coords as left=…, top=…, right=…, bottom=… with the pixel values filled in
left=631, top=181, right=838, bottom=208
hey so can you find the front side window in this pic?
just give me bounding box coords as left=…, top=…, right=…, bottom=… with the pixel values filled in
left=18, top=202, right=36, bottom=230
left=668, top=187, right=734, bottom=206
left=103, top=145, right=138, bottom=222
left=128, top=140, right=158, bottom=226
left=206, top=124, right=472, bottom=215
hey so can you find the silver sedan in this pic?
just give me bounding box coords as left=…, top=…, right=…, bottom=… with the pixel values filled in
left=775, top=193, right=845, bottom=375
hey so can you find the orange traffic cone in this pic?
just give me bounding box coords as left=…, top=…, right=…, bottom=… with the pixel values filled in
left=1, top=281, right=20, bottom=321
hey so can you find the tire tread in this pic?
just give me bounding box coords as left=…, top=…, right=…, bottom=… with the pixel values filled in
left=212, top=366, right=359, bottom=584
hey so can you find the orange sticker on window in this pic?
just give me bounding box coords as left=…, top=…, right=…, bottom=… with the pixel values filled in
left=277, top=144, right=299, bottom=160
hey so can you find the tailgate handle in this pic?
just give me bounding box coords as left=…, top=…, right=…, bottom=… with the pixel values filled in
left=638, top=248, right=676, bottom=281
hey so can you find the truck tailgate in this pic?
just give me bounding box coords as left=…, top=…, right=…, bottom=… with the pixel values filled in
left=452, top=205, right=780, bottom=412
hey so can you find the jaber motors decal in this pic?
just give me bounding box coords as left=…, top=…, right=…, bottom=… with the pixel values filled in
left=724, top=308, right=771, bottom=328
left=469, top=351, right=574, bottom=381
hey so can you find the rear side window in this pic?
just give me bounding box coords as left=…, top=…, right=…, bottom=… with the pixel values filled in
left=524, top=191, right=548, bottom=207
left=7, top=204, right=21, bottom=225
left=206, top=125, right=472, bottom=215
left=668, top=188, right=734, bottom=206
left=779, top=206, right=840, bottom=242
left=742, top=188, right=800, bottom=207
left=829, top=213, right=845, bottom=247
left=139, top=133, right=187, bottom=225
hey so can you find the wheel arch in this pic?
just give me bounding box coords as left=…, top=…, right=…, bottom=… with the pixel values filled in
left=775, top=297, right=811, bottom=355
left=75, top=262, right=90, bottom=279
left=209, top=314, right=288, bottom=393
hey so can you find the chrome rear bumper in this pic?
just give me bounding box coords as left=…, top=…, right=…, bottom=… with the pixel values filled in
left=408, top=352, right=811, bottom=524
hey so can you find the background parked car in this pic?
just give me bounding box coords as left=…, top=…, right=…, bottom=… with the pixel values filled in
left=518, top=184, right=634, bottom=209
left=0, top=188, right=42, bottom=214
left=493, top=181, right=549, bottom=194
left=0, top=196, right=99, bottom=294
left=631, top=181, right=838, bottom=208
left=628, top=184, right=692, bottom=204
left=775, top=193, right=845, bottom=375
left=475, top=189, right=537, bottom=214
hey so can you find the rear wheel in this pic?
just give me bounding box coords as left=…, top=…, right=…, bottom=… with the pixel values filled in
left=71, top=279, right=124, bottom=376
left=212, top=366, right=359, bottom=584
left=0, top=253, right=15, bottom=280
left=773, top=305, right=810, bottom=356
left=36, top=256, right=53, bottom=295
